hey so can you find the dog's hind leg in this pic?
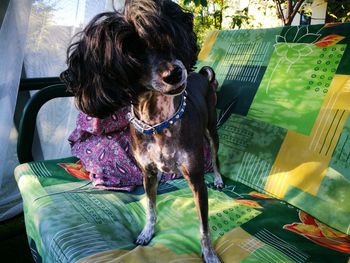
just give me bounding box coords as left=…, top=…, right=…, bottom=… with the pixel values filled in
left=202, top=66, right=223, bottom=189
left=181, top=165, right=221, bottom=263
left=135, top=169, right=159, bottom=245
left=205, top=129, right=224, bottom=189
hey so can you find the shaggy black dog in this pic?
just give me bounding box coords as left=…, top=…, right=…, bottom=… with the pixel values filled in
left=61, top=1, right=222, bottom=262
left=61, top=0, right=197, bottom=118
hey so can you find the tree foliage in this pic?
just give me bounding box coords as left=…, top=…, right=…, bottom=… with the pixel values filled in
left=326, top=0, right=350, bottom=23
left=251, top=0, right=314, bottom=26
left=184, top=0, right=209, bottom=6
left=229, top=7, right=251, bottom=29
left=179, top=0, right=224, bottom=46
left=27, top=0, right=57, bottom=51
left=179, top=0, right=253, bottom=46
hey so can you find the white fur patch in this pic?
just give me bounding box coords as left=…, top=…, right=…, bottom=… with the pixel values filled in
left=163, top=128, right=172, bottom=137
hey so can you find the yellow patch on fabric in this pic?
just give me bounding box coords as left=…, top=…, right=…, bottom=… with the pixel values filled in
left=215, top=227, right=264, bottom=262
left=78, top=228, right=262, bottom=263
left=77, top=244, right=201, bottom=263
left=198, top=30, right=219, bottom=61
left=331, top=75, right=350, bottom=111
left=265, top=75, right=350, bottom=198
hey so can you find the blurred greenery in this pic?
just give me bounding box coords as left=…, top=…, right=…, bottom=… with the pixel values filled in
left=326, top=0, right=350, bottom=23
left=179, top=0, right=350, bottom=48
left=178, top=0, right=222, bottom=47
left=178, top=0, right=253, bottom=47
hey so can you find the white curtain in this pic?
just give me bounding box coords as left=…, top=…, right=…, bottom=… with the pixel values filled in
left=0, top=0, right=125, bottom=221
left=0, top=0, right=33, bottom=221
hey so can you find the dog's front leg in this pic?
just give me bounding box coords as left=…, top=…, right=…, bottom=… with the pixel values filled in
left=181, top=166, right=221, bottom=263
left=135, top=169, right=159, bottom=245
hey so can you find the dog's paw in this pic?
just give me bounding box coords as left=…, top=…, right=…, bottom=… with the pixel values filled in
left=214, top=175, right=224, bottom=190
left=202, top=250, right=222, bottom=263
left=204, top=256, right=222, bottom=263
left=135, top=227, right=154, bottom=246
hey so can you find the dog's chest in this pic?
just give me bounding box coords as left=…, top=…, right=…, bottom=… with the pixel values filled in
left=133, top=128, right=187, bottom=173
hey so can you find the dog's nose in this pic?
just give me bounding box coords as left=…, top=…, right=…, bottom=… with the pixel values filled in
left=163, top=65, right=183, bottom=85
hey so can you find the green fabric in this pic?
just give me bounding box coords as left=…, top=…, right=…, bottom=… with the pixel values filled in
left=14, top=158, right=350, bottom=262
left=198, top=23, right=350, bottom=235
left=248, top=42, right=345, bottom=135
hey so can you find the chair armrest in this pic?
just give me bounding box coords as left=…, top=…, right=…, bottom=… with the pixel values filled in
left=19, top=77, right=62, bottom=91
left=17, top=84, right=73, bottom=164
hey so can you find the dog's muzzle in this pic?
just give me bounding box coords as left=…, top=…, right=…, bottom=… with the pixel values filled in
left=161, top=60, right=187, bottom=96
left=163, top=64, right=183, bottom=85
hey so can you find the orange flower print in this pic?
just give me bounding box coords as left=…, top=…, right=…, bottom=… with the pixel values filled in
left=235, top=199, right=263, bottom=209
left=284, top=211, right=350, bottom=253
left=314, top=34, right=345, bottom=48
left=249, top=191, right=271, bottom=199
left=58, top=160, right=90, bottom=180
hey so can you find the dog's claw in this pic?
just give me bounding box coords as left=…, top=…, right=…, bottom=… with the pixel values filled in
left=135, top=237, right=150, bottom=246
left=214, top=175, right=224, bottom=190
left=202, top=250, right=222, bottom=263
left=214, top=182, right=224, bottom=190
left=135, top=228, right=154, bottom=246
left=204, top=256, right=222, bottom=263
left=135, top=235, right=152, bottom=246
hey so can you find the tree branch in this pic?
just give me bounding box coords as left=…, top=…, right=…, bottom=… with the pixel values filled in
left=286, top=0, right=293, bottom=17
left=275, top=0, right=286, bottom=25
left=289, top=0, right=305, bottom=25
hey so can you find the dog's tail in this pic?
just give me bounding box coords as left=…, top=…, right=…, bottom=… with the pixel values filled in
left=199, top=66, right=216, bottom=83
left=199, top=65, right=219, bottom=115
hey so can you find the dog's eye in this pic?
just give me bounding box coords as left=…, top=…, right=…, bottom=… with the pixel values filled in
left=125, top=37, right=146, bottom=57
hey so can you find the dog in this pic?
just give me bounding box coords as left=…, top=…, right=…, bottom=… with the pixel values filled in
left=61, top=0, right=223, bottom=262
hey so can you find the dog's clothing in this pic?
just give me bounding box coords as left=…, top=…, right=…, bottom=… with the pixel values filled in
left=68, top=108, right=213, bottom=191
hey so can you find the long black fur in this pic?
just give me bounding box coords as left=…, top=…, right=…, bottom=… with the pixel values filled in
left=60, top=0, right=197, bottom=118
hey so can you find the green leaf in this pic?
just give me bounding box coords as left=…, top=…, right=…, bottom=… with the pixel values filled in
left=183, top=0, right=207, bottom=7
left=201, top=0, right=208, bottom=7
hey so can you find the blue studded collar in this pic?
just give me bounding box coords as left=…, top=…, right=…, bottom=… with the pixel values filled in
left=128, top=90, right=187, bottom=135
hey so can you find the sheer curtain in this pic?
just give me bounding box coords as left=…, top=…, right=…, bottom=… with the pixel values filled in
left=0, top=0, right=125, bottom=221
left=0, top=0, right=33, bottom=221
left=25, top=0, right=125, bottom=160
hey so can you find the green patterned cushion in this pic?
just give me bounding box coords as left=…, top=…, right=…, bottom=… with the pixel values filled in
left=14, top=158, right=350, bottom=262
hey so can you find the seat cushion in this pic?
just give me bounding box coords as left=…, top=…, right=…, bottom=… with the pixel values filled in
left=15, top=158, right=350, bottom=262
left=197, top=23, right=350, bottom=234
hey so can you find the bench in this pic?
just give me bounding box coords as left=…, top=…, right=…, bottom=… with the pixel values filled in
left=15, top=23, right=350, bottom=262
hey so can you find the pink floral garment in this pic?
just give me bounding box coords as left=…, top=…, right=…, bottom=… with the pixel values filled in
left=69, top=107, right=213, bottom=191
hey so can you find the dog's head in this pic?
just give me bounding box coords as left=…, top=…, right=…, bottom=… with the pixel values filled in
left=61, top=0, right=198, bottom=118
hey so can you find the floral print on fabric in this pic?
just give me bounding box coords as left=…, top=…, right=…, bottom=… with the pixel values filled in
left=284, top=211, right=350, bottom=253
left=58, top=160, right=90, bottom=180
left=68, top=108, right=213, bottom=191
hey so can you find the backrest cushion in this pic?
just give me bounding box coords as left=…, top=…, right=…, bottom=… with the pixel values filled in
left=198, top=23, right=350, bottom=234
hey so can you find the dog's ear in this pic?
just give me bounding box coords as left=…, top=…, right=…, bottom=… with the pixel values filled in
left=61, top=12, right=145, bottom=118
left=161, top=0, right=198, bottom=70
left=124, top=0, right=198, bottom=71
